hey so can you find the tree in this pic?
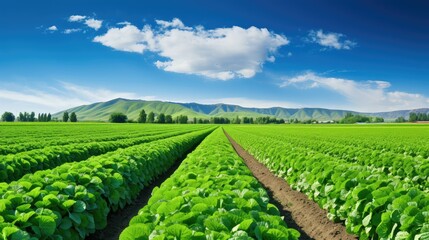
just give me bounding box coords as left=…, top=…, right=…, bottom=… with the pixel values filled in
left=138, top=109, right=147, bottom=123
left=165, top=115, right=173, bottom=123
left=63, top=111, right=69, bottom=122
left=178, top=115, right=188, bottom=124
left=409, top=112, right=418, bottom=122
left=1, top=112, right=15, bottom=122
left=70, top=112, right=77, bottom=122
left=47, top=113, right=51, bottom=122
left=395, top=116, right=407, bottom=123
left=417, top=112, right=428, bottom=121
left=19, top=112, right=24, bottom=122
left=109, top=112, right=127, bottom=123
left=158, top=113, right=166, bottom=123
left=233, top=116, right=241, bottom=124
left=372, top=117, right=384, bottom=123
left=147, top=112, right=155, bottom=123
left=30, top=112, right=36, bottom=122
left=193, top=117, right=197, bottom=124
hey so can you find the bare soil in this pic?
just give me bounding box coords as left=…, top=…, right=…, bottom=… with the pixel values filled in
left=224, top=130, right=358, bottom=240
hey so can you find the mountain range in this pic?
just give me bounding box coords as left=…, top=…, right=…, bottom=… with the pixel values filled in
left=53, top=98, right=429, bottom=122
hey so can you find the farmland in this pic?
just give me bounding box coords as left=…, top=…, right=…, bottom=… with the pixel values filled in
left=0, top=123, right=428, bottom=239
left=225, top=124, right=429, bottom=240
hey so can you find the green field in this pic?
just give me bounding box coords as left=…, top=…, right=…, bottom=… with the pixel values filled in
left=225, top=124, right=429, bottom=240
left=0, top=123, right=428, bottom=239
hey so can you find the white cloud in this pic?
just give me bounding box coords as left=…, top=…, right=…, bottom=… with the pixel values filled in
left=93, top=25, right=154, bottom=53
left=117, top=21, right=131, bottom=26
left=308, top=30, right=356, bottom=50
left=155, top=18, right=190, bottom=30
left=69, top=15, right=86, bottom=22
left=47, top=25, right=58, bottom=31
left=280, top=72, right=429, bottom=111
left=85, top=18, right=103, bottom=30
left=60, top=82, right=141, bottom=102
left=68, top=15, right=103, bottom=30
left=63, top=28, right=81, bottom=34
left=0, top=82, right=150, bottom=114
left=93, top=18, right=289, bottom=80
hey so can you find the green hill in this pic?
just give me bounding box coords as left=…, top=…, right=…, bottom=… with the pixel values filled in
left=53, top=98, right=425, bottom=122
left=53, top=98, right=206, bottom=121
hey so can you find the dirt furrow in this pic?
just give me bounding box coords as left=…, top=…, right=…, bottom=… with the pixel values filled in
left=224, top=130, right=357, bottom=240
left=86, top=152, right=188, bottom=240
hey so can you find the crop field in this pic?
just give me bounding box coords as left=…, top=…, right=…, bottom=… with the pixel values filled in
left=0, top=123, right=428, bottom=239
left=225, top=125, right=429, bottom=240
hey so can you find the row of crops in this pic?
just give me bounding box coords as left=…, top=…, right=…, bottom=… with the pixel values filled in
left=120, top=128, right=300, bottom=239
left=0, top=123, right=215, bottom=239
left=2, top=122, right=428, bottom=239
left=225, top=125, right=429, bottom=240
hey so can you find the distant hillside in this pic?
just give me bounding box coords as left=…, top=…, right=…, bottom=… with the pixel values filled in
left=53, top=98, right=428, bottom=122
left=365, top=108, right=429, bottom=120
left=53, top=98, right=206, bottom=121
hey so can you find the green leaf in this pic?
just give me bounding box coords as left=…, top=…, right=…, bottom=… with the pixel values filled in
left=2, top=227, right=19, bottom=238
left=59, top=217, right=72, bottom=230
left=191, top=203, right=209, bottom=214
left=9, top=229, right=31, bottom=240
left=62, top=199, right=76, bottom=209
left=236, top=219, right=256, bottom=232
left=35, top=215, right=57, bottom=236
left=391, top=210, right=401, bottom=223
left=119, top=223, right=152, bottom=240
left=394, top=231, right=410, bottom=240
left=69, top=212, right=81, bottom=225
left=16, top=204, right=32, bottom=212
left=111, top=173, right=124, bottom=188
left=376, top=220, right=391, bottom=238
left=204, top=216, right=228, bottom=232
left=73, top=200, right=86, bottom=213
left=263, top=228, right=289, bottom=240
left=165, top=224, right=192, bottom=239
left=266, top=203, right=280, bottom=216
left=362, top=212, right=372, bottom=227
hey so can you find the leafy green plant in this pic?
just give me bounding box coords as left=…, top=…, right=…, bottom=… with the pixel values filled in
left=225, top=126, right=429, bottom=239
left=120, top=128, right=300, bottom=240
left=0, top=128, right=214, bottom=239
left=0, top=127, right=204, bottom=182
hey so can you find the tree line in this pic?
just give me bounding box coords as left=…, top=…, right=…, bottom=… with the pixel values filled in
left=109, top=110, right=188, bottom=124
left=339, top=113, right=384, bottom=124
left=396, top=112, right=429, bottom=123
left=109, top=110, right=288, bottom=124
left=1, top=111, right=78, bottom=122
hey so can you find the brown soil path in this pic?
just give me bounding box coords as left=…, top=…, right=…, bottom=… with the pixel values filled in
left=224, top=130, right=358, bottom=240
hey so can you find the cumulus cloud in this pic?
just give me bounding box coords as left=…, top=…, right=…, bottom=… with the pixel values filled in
left=85, top=18, right=102, bottom=30
left=93, top=18, right=288, bottom=80
left=93, top=25, right=155, bottom=53
left=280, top=72, right=429, bottom=111
left=308, top=30, right=356, bottom=50
left=68, top=15, right=103, bottom=31
left=47, top=25, right=58, bottom=31
left=155, top=18, right=190, bottom=29
left=69, top=15, right=86, bottom=22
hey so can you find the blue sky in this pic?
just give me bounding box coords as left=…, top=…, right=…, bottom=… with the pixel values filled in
left=1, top=0, right=428, bottom=114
